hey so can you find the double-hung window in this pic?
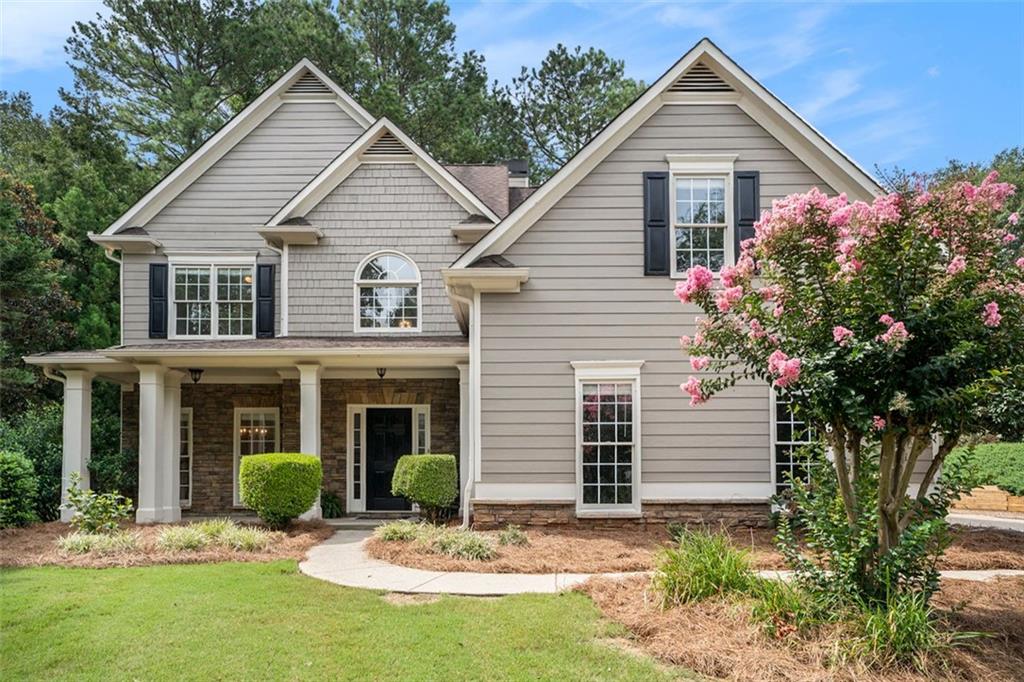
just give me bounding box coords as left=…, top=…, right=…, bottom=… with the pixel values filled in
left=354, top=251, right=421, bottom=332
left=233, top=408, right=280, bottom=506
left=772, top=393, right=818, bottom=494
left=172, top=260, right=255, bottom=338
left=573, top=361, right=643, bottom=516
left=667, top=155, right=737, bottom=276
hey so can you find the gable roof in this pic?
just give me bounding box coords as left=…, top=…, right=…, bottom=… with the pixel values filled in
left=102, top=59, right=374, bottom=236
left=451, top=38, right=883, bottom=268
left=266, top=118, right=500, bottom=225
left=444, top=165, right=510, bottom=217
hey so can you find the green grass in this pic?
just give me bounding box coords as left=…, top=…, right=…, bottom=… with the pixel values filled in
left=0, top=561, right=681, bottom=681
left=949, top=442, right=1024, bottom=496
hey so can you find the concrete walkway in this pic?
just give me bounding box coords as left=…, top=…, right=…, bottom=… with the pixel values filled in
left=949, top=512, right=1024, bottom=533
left=298, top=531, right=1024, bottom=596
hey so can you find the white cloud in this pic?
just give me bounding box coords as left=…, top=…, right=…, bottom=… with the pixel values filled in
left=0, top=0, right=107, bottom=73
left=926, top=66, right=940, bottom=78
left=798, top=67, right=866, bottom=119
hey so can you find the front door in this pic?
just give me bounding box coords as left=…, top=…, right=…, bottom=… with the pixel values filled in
left=366, top=408, right=413, bottom=511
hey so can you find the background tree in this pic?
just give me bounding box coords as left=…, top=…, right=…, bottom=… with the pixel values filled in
left=500, top=44, right=645, bottom=182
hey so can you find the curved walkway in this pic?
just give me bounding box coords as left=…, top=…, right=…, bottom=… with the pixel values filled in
left=298, top=531, right=1024, bottom=596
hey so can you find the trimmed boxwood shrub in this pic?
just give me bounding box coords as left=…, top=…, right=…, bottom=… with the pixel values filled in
left=0, top=450, right=39, bottom=528
left=391, top=454, right=457, bottom=523
left=239, top=453, right=322, bottom=528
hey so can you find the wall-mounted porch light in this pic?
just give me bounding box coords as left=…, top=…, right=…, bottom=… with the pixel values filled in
left=188, top=368, right=204, bottom=384
left=376, top=367, right=386, bottom=380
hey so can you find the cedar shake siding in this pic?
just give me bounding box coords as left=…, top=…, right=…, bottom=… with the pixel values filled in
left=287, top=163, right=470, bottom=336
left=478, top=103, right=850, bottom=490
left=121, top=378, right=459, bottom=514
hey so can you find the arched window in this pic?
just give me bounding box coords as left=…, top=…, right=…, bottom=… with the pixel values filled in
left=354, top=251, right=421, bottom=331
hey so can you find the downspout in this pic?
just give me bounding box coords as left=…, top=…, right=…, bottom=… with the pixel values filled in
left=102, top=248, right=123, bottom=345
left=44, top=367, right=66, bottom=385
left=263, top=243, right=288, bottom=335
left=448, top=287, right=475, bottom=529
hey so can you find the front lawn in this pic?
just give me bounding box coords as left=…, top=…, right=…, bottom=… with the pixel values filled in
left=0, top=561, right=680, bottom=681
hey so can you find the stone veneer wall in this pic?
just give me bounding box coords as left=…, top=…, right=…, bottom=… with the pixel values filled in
left=471, top=501, right=772, bottom=529
left=121, top=378, right=460, bottom=514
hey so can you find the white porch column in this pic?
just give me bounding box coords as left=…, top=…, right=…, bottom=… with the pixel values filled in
left=298, top=363, right=322, bottom=520
left=161, top=371, right=183, bottom=522
left=136, top=365, right=166, bottom=523
left=60, top=370, right=93, bottom=522
left=457, top=363, right=470, bottom=512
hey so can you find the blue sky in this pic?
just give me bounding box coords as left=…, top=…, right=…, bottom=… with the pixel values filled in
left=1, top=0, right=1021, bottom=174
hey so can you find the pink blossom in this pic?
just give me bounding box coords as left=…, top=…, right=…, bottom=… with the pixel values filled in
left=872, top=193, right=902, bottom=224
left=879, top=314, right=895, bottom=326
left=1010, top=212, right=1020, bottom=226
left=681, top=376, right=707, bottom=406
left=767, top=350, right=802, bottom=388
left=946, top=256, right=966, bottom=275
left=679, top=335, right=692, bottom=349
left=983, top=301, right=1002, bottom=328
left=872, top=416, right=886, bottom=431
left=1016, top=257, right=1024, bottom=269
left=773, top=304, right=784, bottom=319
left=674, top=265, right=715, bottom=304
left=832, top=326, right=854, bottom=346
left=1004, top=232, right=1018, bottom=244
left=715, top=285, right=744, bottom=312
left=878, top=321, right=910, bottom=349
left=690, top=355, right=711, bottom=371
left=748, top=318, right=766, bottom=339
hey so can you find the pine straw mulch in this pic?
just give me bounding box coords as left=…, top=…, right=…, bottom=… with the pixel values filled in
left=579, top=575, right=1024, bottom=682
left=364, top=525, right=1024, bottom=574
left=0, top=521, right=334, bottom=569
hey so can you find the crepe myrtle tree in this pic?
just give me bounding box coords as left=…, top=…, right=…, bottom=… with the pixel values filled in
left=674, top=173, right=1023, bottom=559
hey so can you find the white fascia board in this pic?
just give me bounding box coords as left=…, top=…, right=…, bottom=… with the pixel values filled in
left=666, top=153, right=738, bottom=174
left=440, top=267, right=529, bottom=293
left=103, top=59, right=372, bottom=236
left=88, top=232, right=162, bottom=254
left=269, top=118, right=501, bottom=226
left=451, top=38, right=882, bottom=268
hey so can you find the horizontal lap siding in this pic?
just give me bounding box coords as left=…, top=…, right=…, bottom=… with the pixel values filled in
left=480, top=103, right=840, bottom=487
left=289, top=164, right=468, bottom=336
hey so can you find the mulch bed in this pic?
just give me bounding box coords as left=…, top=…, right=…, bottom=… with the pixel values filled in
left=579, top=575, right=1024, bottom=681
left=365, top=525, right=1024, bottom=574
left=0, top=521, right=334, bottom=569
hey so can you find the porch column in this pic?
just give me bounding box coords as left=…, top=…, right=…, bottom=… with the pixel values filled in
left=161, top=371, right=183, bottom=522
left=457, top=363, right=470, bottom=512
left=60, top=370, right=93, bottom=522
left=136, top=365, right=166, bottom=523
left=297, top=363, right=322, bottom=520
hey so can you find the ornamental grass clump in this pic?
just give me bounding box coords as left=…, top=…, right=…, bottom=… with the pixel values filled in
left=57, top=531, right=139, bottom=556
left=374, top=520, right=430, bottom=542
left=194, top=518, right=235, bottom=541
left=497, top=524, right=529, bottom=547
left=219, top=525, right=273, bottom=552
left=156, top=525, right=210, bottom=552
left=651, top=527, right=754, bottom=607
left=430, top=528, right=495, bottom=561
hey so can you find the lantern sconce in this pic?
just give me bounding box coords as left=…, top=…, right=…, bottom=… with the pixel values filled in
left=188, top=368, right=204, bottom=384
left=376, top=367, right=386, bottom=380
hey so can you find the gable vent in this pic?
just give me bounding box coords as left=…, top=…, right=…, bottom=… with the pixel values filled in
left=668, top=62, right=734, bottom=93
left=363, top=131, right=410, bottom=156
left=287, top=71, right=331, bottom=95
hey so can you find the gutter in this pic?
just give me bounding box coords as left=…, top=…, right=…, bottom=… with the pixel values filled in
left=447, top=287, right=476, bottom=529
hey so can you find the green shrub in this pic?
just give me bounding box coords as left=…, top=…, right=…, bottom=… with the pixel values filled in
left=239, top=453, right=322, bottom=529
left=749, top=578, right=825, bottom=638
left=497, top=524, right=528, bottom=547
left=194, top=518, right=235, bottom=540
left=430, top=528, right=495, bottom=561
left=219, top=525, right=273, bottom=552
left=57, top=531, right=139, bottom=555
left=374, top=520, right=429, bottom=542
left=0, top=450, right=39, bottom=528
left=62, top=472, right=133, bottom=533
left=320, top=489, right=344, bottom=518
left=0, top=403, right=63, bottom=521
left=156, top=525, right=210, bottom=551
left=391, top=454, right=457, bottom=523
left=948, top=443, right=1024, bottom=496
left=88, top=447, right=138, bottom=500
left=652, top=527, right=753, bottom=607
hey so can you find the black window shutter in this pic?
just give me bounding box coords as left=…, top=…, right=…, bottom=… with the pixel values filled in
left=734, top=171, right=760, bottom=258
left=255, top=263, right=275, bottom=338
left=148, top=263, right=168, bottom=339
left=643, top=171, right=670, bottom=276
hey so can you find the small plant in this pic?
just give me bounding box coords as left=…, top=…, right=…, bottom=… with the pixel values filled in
left=194, top=518, right=235, bottom=540
left=652, top=527, right=753, bottom=607
left=239, top=453, right=322, bottom=529
left=430, top=528, right=496, bottom=561
left=62, top=472, right=133, bottom=534
left=391, top=454, right=457, bottom=523
left=497, top=524, right=529, bottom=547
left=219, top=525, right=273, bottom=552
left=57, top=531, right=139, bottom=555
left=374, top=519, right=428, bottom=542
left=156, top=525, right=210, bottom=551
left=749, top=578, right=824, bottom=639
left=0, top=450, right=39, bottom=528
left=320, top=489, right=344, bottom=518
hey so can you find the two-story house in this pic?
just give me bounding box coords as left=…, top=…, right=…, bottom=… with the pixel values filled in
left=27, top=39, right=891, bottom=526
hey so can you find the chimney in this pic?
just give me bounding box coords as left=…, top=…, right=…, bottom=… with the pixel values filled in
left=505, top=159, right=529, bottom=188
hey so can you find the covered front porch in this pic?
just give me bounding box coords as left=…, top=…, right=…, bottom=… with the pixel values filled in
left=25, top=337, right=469, bottom=523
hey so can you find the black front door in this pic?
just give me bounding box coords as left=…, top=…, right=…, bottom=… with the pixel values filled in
left=366, top=408, right=413, bottom=511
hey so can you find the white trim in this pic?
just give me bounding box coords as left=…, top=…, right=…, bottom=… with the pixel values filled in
left=168, top=260, right=258, bottom=340
left=346, top=404, right=430, bottom=513
left=179, top=407, right=193, bottom=508
left=103, top=59, right=372, bottom=235
left=769, top=388, right=818, bottom=494
left=642, top=482, right=772, bottom=501
left=232, top=407, right=281, bottom=507
left=666, top=153, right=738, bottom=174
left=473, top=483, right=576, bottom=501
left=268, top=118, right=500, bottom=225
left=573, top=362, right=643, bottom=517
left=353, top=250, right=422, bottom=334
left=281, top=243, right=289, bottom=336
left=669, top=171, right=734, bottom=278
left=472, top=290, right=482, bottom=484
left=451, top=39, right=881, bottom=268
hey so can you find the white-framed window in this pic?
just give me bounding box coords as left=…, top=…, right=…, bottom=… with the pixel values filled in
left=170, top=257, right=255, bottom=338
left=179, top=408, right=193, bottom=507
left=346, top=404, right=430, bottom=512
left=572, top=361, right=643, bottom=517
left=771, top=392, right=817, bottom=494
left=354, top=251, right=421, bottom=332
left=233, top=408, right=280, bottom=506
left=667, top=154, right=736, bottom=277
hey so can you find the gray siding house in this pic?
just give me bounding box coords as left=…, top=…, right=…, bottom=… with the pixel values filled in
left=27, top=40, right=885, bottom=526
